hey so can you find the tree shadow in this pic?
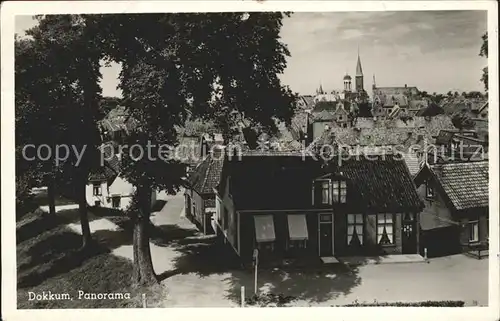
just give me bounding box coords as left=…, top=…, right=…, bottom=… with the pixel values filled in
left=156, top=235, right=241, bottom=281
left=224, top=264, right=362, bottom=305
left=149, top=224, right=198, bottom=247
left=151, top=200, right=167, bottom=212
left=17, top=232, right=109, bottom=289
left=92, top=228, right=134, bottom=250
left=16, top=213, right=61, bottom=244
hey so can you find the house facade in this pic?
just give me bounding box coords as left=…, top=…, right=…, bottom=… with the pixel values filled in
left=214, top=152, right=424, bottom=265
left=184, top=151, right=224, bottom=235
left=414, top=161, right=489, bottom=258
left=86, top=149, right=156, bottom=211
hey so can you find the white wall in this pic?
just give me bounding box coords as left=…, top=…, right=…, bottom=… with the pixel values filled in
left=86, top=176, right=157, bottom=211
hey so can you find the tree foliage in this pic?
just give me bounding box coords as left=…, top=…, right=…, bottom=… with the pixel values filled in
left=451, top=111, right=475, bottom=131
left=18, top=12, right=297, bottom=285
left=480, top=32, right=488, bottom=92
left=16, top=15, right=104, bottom=247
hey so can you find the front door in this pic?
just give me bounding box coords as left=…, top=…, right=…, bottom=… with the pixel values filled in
left=402, top=213, right=417, bottom=254
left=319, top=213, right=333, bottom=256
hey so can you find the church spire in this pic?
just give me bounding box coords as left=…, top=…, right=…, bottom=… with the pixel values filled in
left=355, top=47, right=364, bottom=93
left=356, top=47, right=363, bottom=76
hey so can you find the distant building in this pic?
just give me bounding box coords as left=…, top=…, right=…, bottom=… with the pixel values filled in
left=86, top=145, right=156, bottom=211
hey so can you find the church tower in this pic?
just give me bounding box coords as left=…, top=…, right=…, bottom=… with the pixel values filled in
left=355, top=48, right=364, bottom=93
left=343, top=73, right=352, bottom=92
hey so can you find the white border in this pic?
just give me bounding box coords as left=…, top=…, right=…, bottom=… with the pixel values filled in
left=1, top=1, right=498, bottom=321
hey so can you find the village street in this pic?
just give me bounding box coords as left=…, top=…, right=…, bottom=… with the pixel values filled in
left=51, top=190, right=488, bottom=307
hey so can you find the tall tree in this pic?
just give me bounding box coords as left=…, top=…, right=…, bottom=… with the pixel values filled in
left=18, top=15, right=103, bottom=248
left=480, top=32, right=488, bottom=92
left=83, top=12, right=297, bottom=285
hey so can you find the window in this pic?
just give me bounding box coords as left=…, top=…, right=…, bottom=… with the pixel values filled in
left=468, top=220, right=479, bottom=243
left=287, top=214, right=308, bottom=250
left=112, top=196, right=121, bottom=208
left=254, top=215, right=275, bottom=251
left=93, top=184, right=102, bottom=196
left=426, top=182, right=434, bottom=199
left=332, top=180, right=347, bottom=203
left=347, top=214, right=364, bottom=245
left=377, top=213, right=394, bottom=245
left=321, top=181, right=331, bottom=205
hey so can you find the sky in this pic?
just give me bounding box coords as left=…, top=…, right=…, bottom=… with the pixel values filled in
left=15, top=10, right=488, bottom=97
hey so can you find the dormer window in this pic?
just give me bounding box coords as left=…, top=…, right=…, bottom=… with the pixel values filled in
left=313, top=179, right=347, bottom=205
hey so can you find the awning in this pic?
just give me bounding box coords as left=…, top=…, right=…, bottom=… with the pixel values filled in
left=287, top=214, right=309, bottom=241
left=254, top=215, right=276, bottom=243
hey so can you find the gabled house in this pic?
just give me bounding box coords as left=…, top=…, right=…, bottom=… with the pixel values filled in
left=184, top=149, right=224, bottom=235
left=414, top=161, right=489, bottom=258
left=86, top=145, right=156, bottom=211
left=98, top=106, right=138, bottom=144
left=432, top=129, right=488, bottom=163
left=214, top=152, right=424, bottom=266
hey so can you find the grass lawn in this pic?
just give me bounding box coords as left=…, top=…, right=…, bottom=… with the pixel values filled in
left=16, top=207, right=165, bottom=309
left=31, top=189, right=77, bottom=207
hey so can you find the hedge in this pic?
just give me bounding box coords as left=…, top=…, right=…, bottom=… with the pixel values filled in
left=341, top=300, right=465, bottom=307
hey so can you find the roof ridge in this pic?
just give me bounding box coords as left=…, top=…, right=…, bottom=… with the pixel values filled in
left=199, top=154, right=213, bottom=194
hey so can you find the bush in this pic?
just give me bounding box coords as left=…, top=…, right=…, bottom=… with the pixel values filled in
left=245, top=293, right=297, bottom=307
left=340, top=300, right=465, bottom=307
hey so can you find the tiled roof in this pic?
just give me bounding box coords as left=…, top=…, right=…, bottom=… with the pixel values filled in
left=89, top=143, right=121, bottom=184
left=400, top=152, right=420, bottom=175
left=434, top=129, right=479, bottom=145
left=297, top=95, right=315, bottom=110
left=374, top=86, right=419, bottom=96
left=100, top=106, right=138, bottom=134
left=176, top=136, right=203, bottom=165
left=290, top=112, right=311, bottom=140
left=439, top=97, right=487, bottom=115
left=187, top=151, right=224, bottom=195
left=408, top=99, right=428, bottom=110
left=339, top=154, right=424, bottom=212
left=435, top=130, right=456, bottom=145
left=429, top=161, right=489, bottom=211
left=313, top=100, right=338, bottom=112
left=177, top=119, right=218, bottom=137
left=313, top=110, right=336, bottom=121
left=374, top=93, right=409, bottom=107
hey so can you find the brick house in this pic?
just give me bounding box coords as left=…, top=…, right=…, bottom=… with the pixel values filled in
left=214, top=151, right=424, bottom=266
left=414, top=161, right=489, bottom=258
left=184, top=150, right=224, bottom=235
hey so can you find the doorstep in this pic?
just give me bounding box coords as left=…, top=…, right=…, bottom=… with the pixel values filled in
left=321, top=256, right=340, bottom=264
left=338, top=254, right=426, bottom=266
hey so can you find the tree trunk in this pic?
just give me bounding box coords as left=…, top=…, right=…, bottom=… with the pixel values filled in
left=47, top=175, right=56, bottom=215
left=132, top=184, right=157, bottom=285
left=77, top=172, right=92, bottom=249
